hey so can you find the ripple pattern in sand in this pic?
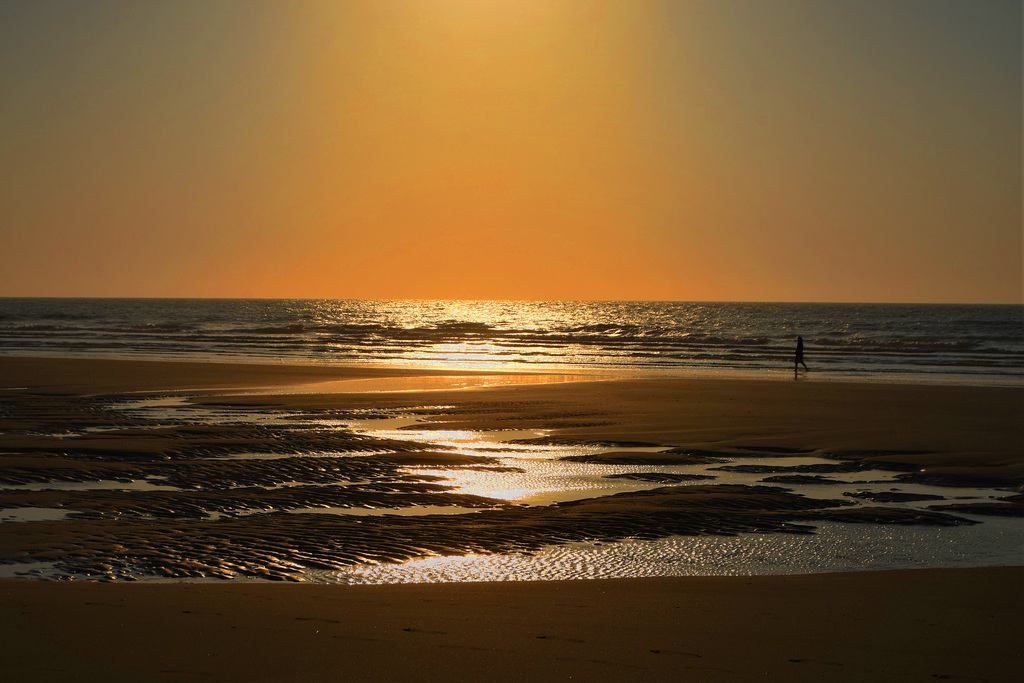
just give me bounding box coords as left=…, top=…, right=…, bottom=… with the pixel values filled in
left=1, top=393, right=1021, bottom=582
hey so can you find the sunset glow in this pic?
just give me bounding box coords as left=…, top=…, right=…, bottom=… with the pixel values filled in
left=1, top=0, right=1020, bottom=302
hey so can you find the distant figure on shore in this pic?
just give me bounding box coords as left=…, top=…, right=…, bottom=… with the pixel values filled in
left=794, top=336, right=808, bottom=377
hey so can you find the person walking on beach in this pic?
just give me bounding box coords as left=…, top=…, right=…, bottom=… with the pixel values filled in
left=794, top=336, right=808, bottom=376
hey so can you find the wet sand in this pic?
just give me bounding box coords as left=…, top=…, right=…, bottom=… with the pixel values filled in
left=1, top=356, right=1022, bottom=680
left=4, top=356, right=1021, bottom=472
left=2, top=567, right=1021, bottom=682
left=0, top=355, right=535, bottom=395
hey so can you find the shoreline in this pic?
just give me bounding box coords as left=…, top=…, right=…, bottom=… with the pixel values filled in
left=2, top=350, right=1021, bottom=389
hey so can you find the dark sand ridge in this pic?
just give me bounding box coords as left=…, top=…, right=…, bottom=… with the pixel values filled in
left=2, top=483, right=977, bottom=581
left=2, top=568, right=1021, bottom=682
left=1, top=357, right=1022, bottom=680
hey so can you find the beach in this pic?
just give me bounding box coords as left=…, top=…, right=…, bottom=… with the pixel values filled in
left=3, top=567, right=1021, bottom=682
left=5, top=0, right=1022, bottom=676
left=1, top=356, right=1022, bottom=681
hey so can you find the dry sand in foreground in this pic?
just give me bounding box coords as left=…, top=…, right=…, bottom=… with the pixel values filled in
left=2, top=568, right=1022, bottom=683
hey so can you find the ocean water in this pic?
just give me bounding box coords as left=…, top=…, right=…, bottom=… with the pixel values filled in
left=0, top=298, right=1021, bottom=384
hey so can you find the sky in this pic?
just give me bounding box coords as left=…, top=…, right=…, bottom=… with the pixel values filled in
left=1, top=0, right=1020, bottom=303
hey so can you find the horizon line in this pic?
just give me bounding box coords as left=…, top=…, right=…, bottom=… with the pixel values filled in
left=0, top=296, right=1020, bottom=306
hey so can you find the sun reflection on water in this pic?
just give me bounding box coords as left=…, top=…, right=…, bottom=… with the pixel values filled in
left=322, top=518, right=1024, bottom=585
left=418, top=342, right=509, bottom=370
left=406, top=468, right=552, bottom=502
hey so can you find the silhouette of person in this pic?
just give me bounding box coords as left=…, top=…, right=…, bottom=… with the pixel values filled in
left=794, top=336, right=808, bottom=376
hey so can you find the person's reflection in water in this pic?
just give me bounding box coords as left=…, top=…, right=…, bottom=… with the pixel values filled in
left=794, top=336, right=808, bottom=378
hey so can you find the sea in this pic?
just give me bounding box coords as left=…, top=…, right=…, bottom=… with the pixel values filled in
left=0, top=298, right=1021, bottom=384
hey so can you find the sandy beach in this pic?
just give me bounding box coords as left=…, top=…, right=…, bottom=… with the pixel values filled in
left=3, top=567, right=1021, bottom=682
left=1, top=356, right=1022, bottom=681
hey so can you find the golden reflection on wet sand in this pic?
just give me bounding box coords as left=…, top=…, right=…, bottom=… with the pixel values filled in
left=262, top=372, right=601, bottom=394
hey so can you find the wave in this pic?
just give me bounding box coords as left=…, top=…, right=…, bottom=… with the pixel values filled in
left=250, top=325, right=308, bottom=335
left=0, top=300, right=1020, bottom=380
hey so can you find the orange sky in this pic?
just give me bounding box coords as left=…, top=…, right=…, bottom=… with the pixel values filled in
left=1, top=0, right=1020, bottom=302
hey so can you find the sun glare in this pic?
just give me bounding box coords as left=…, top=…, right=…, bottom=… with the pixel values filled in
left=409, top=468, right=542, bottom=502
